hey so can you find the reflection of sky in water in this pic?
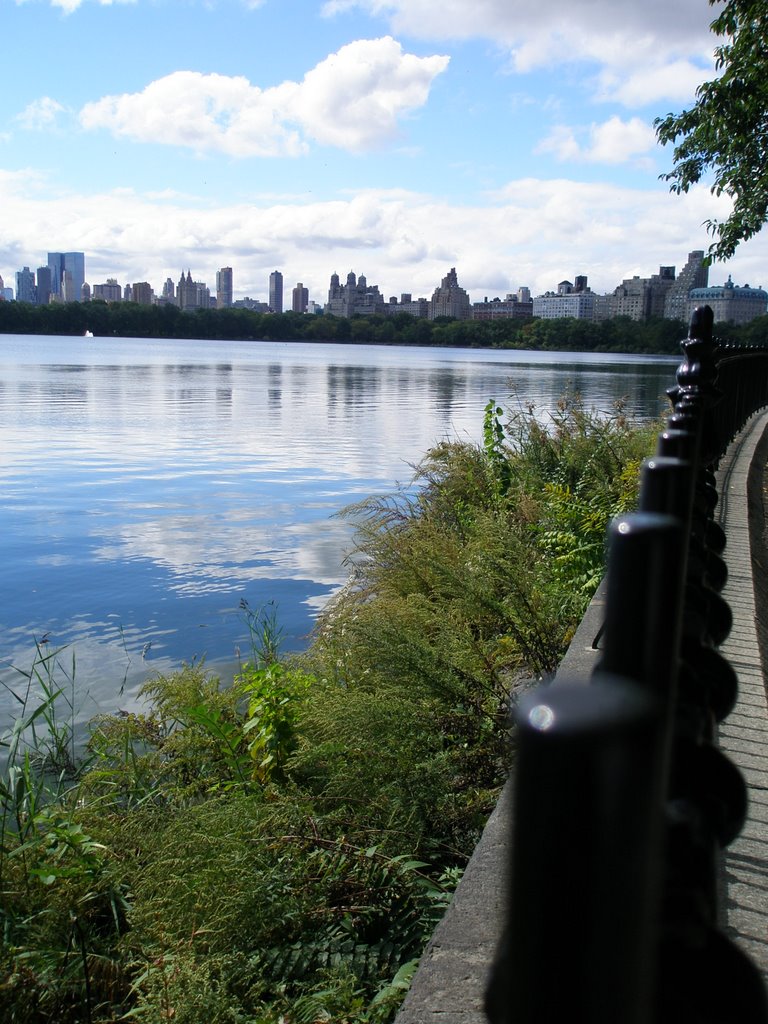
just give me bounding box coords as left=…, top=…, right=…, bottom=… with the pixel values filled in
left=0, top=336, right=678, bottom=729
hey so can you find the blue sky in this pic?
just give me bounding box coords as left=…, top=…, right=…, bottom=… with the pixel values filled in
left=1, top=0, right=763, bottom=305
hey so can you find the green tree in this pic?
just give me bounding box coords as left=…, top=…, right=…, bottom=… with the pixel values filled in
left=655, top=0, right=768, bottom=261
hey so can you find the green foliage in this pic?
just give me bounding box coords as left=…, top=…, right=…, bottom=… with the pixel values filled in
left=0, top=397, right=659, bottom=1023
left=656, top=0, right=768, bottom=261
left=0, top=650, right=130, bottom=1022
left=240, top=662, right=311, bottom=785
left=483, top=399, right=512, bottom=498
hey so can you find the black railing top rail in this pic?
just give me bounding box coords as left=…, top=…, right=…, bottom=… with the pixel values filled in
left=487, top=306, right=768, bottom=1024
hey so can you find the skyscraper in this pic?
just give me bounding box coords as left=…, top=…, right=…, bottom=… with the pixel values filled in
left=48, top=252, right=85, bottom=302
left=664, top=250, right=709, bottom=323
left=132, top=282, right=154, bottom=305
left=216, top=267, right=233, bottom=308
left=292, top=282, right=309, bottom=313
left=16, top=267, right=36, bottom=304
left=429, top=267, right=471, bottom=320
left=36, top=266, right=52, bottom=305
left=269, top=270, right=283, bottom=313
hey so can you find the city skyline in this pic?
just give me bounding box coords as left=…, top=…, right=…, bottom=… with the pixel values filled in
left=3, top=1, right=768, bottom=304
left=7, top=251, right=765, bottom=328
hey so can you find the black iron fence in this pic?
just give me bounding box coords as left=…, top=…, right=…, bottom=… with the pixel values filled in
left=487, top=306, right=768, bottom=1024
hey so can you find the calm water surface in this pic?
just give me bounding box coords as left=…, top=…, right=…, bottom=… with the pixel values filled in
left=0, top=334, right=678, bottom=728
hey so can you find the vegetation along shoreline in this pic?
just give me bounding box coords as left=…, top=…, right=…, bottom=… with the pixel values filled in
left=2, top=299, right=768, bottom=353
left=1, top=396, right=661, bottom=1022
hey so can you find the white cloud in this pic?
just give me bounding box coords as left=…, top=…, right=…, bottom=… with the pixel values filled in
left=596, top=60, right=714, bottom=108
left=79, top=37, right=449, bottom=156
left=323, top=0, right=717, bottom=105
left=80, top=71, right=306, bottom=158
left=49, top=0, right=136, bottom=12
left=16, top=96, right=67, bottom=130
left=289, top=37, right=449, bottom=151
left=537, top=117, right=658, bottom=165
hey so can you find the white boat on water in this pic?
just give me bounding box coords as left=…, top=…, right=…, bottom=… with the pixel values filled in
left=83, top=329, right=94, bottom=337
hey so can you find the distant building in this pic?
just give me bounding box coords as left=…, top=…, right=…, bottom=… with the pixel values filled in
left=385, top=293, right=429, bottom=318
left=532, top=275, right=594, bottom=319
left=689, top=277, right=768, bottom=324
left=269, top=270, right=283, bottom=313
left=429, top=267, right=471, bottom=320
left=81, top=282, right=91, bottom=302
left=196, top=281, right=212, bottom=308
left=325, top=271, right=386, bottom=317
left=16, top=266, right=36, bottom=304
left=664, top=251, right=708, bottom=322
left=473, top=294, right=534, bottom=320
left=162, top=278, right=175, bottom=303
left=62, top=270, right=78, bottom=302
left=292, top=282, right=309, bottom=313
left=93, top=278, right=122, bottom=302
left=124, top=283, right=133, bottom=302
left=609, top=265, right=676, bottom=321
left=0, top=274, right=12, bottom=301
left=132, top=282, right=154, bottom=305
left=233, top=297, right=270, bottom=312
left=217, top=267, right=233, bottom=308
left=533, top=291, right=595, bottom=320
left=36, top=266, right=52, bottom=305
left=177, top=270, right=197, bottom=311
left=48, top=252, right=85, bottom=302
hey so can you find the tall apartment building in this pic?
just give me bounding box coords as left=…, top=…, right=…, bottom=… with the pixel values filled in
left=473, top=294, right=534, bottom=320
left=292, top=282, right=309, bottom=313
left=48, top=252, right=85, bottom=302
left=385, top=293, right=429, bottom=318
left=689, top=277, right=768, bottom=324
left=16, top=267, right=36, bottom=303
left=325, top=271, right=386, bottom=317
left=608, top=265, right=674, bottom=321
left=36, top=266, right=52, bottom=305
left=533, top=291, right=595, bottom=319
left=196, top=281, right=212, bottom=308
left=532, top=275, right=595, bottom=319
left=132, top=282, right=154, bottom=306
left=178, top=270, right=198, bottom=311
left=664, top=250, right=708, bottom=322
left=429, top=267, right=471, bottom=321
left=93, top=278, right=122, bottom=302
left=216, top=267, right=233, bottom=308
left=269, top=270, right=283, bottom=313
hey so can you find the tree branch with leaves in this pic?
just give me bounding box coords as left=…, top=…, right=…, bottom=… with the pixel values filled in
left=656, top=0, right=768, bottom=261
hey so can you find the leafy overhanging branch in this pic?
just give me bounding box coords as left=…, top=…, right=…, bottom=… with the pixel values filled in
left=655, top=0, right=768, bottom=261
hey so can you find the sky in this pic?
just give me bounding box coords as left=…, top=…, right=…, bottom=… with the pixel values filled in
left=1, top=0, right=763, bottom=306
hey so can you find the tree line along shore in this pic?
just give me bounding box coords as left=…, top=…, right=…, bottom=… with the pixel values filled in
left=2, top=298, right=767, bottom=353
